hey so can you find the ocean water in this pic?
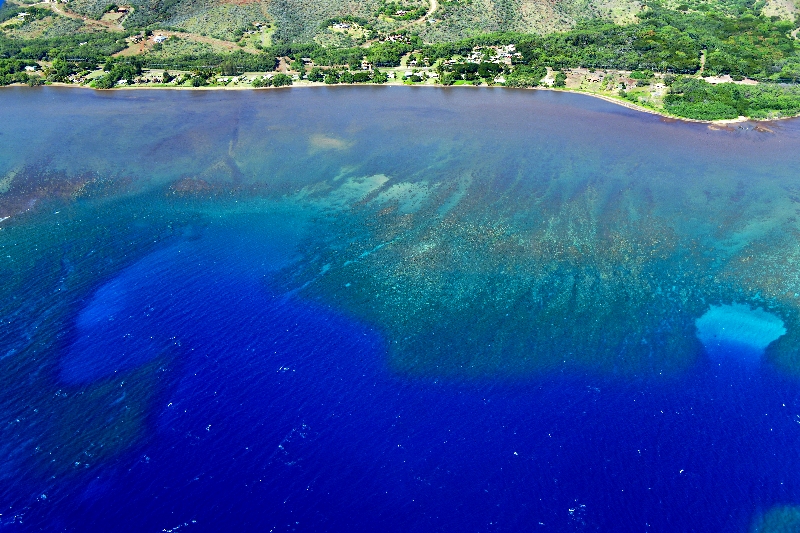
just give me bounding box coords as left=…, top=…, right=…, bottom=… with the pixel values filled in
left=3, top=86, right=800, bottom=532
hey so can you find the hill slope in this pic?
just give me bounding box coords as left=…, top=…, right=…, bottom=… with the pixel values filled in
left=4, top=0, right=797, bottom=44
left=29, top=0, right=651, bottom=43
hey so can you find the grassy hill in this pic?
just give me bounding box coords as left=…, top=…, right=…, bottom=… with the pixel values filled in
left=421, top=0, right=642, bottom=42
left=2, top=0, right=797, bottom=44
left=2, top=0, right=650, bottom=43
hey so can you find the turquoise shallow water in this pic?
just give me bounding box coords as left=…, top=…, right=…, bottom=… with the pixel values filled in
left=3, top=86, right=800, bottom=531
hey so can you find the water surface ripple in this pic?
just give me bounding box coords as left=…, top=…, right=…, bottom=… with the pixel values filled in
left=1, top=87, right=800, bottom=532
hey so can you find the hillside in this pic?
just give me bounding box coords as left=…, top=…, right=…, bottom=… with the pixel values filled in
left=1, top=0, right=797, bottom=44
left=0, top=0, right=651, bottom=44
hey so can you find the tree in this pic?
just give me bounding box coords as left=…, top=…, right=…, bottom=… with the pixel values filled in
left=307, top=67, right=324, bottom=82
left=372, top=68, right=388, bottom=83
left=554, top=71, right=567, bottom=87
left=439, top=72, right=458, bottom=85
left=339, top=70, right=354, bottom=83
left=219, top=60, right=238, bottom=76
left=271, top=73, right=293, bottom=86
left=252, top=76, right=272, bottom=88
left=47, top=58, right=74, bottom=82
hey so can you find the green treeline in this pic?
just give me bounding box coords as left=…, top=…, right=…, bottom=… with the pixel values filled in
left=306, top=66, right=389, bottom=83
left=664, top=76, right=800, bottom=118
left=141, top=51, right=276, bottom=72
left=0, top=30, right=128, bottom=64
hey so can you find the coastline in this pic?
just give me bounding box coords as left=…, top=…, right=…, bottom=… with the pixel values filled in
left=6, top=80, right=792, bottom=126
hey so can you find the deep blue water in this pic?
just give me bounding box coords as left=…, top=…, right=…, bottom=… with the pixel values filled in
left=48, top=231, right=800, bottom=533
left=2, top=87, right=800, bottom=532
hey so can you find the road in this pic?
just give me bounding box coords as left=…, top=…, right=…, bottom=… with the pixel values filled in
left=398, top=0, right=438, bottom=32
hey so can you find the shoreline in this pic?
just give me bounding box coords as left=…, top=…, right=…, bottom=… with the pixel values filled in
left=7, top=80, right=794, bottom=126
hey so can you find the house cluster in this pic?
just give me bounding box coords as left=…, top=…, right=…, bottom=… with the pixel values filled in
left=384, top=34, right=410, bottom=43
left=394, top=10, right=408, bottom=16
left=459, top=45, right=521, bottom=65
left=403, top=69, right=436, bottom=79
left=332, top=22, right=352, bottom=30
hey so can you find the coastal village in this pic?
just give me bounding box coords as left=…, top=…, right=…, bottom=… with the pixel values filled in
left=4, top=15, right=760, bottom=118
left=0, top=0, right=793, bottom=121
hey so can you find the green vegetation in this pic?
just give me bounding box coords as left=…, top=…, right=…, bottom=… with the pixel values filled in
left=666, top=76, right=800, bottom=119
left=377, top=1, right=428, bottom=20
left=91, top=60, right=142, bottom=88
left=143, top=50, right=275, bottom=72
left=0, top=5, right=50, bottom=25
left=315, top=67, right=387, bottom=83
left=171, top=4, right=266, bottom=42
left=438, top=61, right=507, bottom=83
left=504, top=64, right=547, bottom=87
left=267, top=0, right=381, bottom=45
left=2, top=0, right=800, bottom=120
left=271, top=72, right=292, bottom=86
left=244, top=72, right=294, bottom=87
left=0, top=57, right=40, bottom=85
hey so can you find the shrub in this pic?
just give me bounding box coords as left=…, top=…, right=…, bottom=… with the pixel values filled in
left=307, top=67, right=324, bottom=82
left=630, top=70, right=654, bottom=80
left=372, top=68, right=388, bottom=83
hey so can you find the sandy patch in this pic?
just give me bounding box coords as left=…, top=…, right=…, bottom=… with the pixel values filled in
left=696, top=303, right=786, bottom=362
left=308, top=134, right=354, bottom=153
left=704, top=75, right=758, bottom=85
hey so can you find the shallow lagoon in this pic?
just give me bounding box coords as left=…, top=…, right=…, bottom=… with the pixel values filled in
left=3, top=87, right=800, bottom=531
